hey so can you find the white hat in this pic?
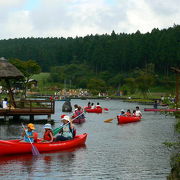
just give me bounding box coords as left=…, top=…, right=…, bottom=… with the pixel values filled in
left=121, top=109, right=125, bottom=112
left=43, top=123, right=52, bottom=129
left=62, top=115, right=71, bottom=122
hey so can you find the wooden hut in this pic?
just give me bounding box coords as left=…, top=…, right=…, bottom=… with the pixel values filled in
left=0, top=57, right=24, bottom=107
left=0, top=57, right=55, bottom=122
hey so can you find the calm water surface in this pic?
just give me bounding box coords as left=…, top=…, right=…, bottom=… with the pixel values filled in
left=0, top=99, right=177, bottom=180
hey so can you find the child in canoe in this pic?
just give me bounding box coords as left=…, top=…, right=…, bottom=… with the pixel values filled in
left=22, top=123, right=37, bottom=143
left=125, top=109, right=131, bottom=116
left=42, top=123, right=54, bottom=142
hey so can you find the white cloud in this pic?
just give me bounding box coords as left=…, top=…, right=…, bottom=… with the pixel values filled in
left=0, top=0, right=179, bottom=39
left=0, top=0, right=25, bottom=7
left=4, top=10, right=33, bottom=38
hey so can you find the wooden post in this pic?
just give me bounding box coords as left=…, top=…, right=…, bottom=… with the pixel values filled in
left=4, top=116, right=9, bottom=122
left=47, top=114, right=51, bottom=122
left=13, top=115, right=20, bottom=121
left=30, top=115, right=34, bottom=122
left=30, top=100, right=32, bottom=112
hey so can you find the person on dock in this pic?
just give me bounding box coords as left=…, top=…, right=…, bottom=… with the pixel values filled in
left=42, top=123, right=54, bottom=142
left=135, top=106, right=142, bottom=117
left=2, top=97, right=8, bottom=109
left=22, top=123, right=36, bottom=143
left=55, top=115, right=75, bottom=141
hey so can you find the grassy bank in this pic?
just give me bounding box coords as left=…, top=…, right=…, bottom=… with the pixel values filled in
left=167, top=114, right=180, bottom=180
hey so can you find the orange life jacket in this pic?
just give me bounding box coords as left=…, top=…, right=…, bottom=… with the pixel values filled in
left=43, top=130, right=53, bottom=141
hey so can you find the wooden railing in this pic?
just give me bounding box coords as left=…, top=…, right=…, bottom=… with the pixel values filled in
left=0, top=100, right=55, bottom=116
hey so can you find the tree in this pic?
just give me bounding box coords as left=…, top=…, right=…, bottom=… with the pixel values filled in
left=87, top=78, right=106, bottom=95
left=49, top=63, right=93, bottom=88
left=134, top=64, right=156, bottom=97
left=10, top=58, right=41, bottom=97
left=125, top=77, right=136, bottom=94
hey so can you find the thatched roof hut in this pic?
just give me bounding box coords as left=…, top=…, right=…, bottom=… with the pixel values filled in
left=0, top=57, right=24, bottom=107
left=0, top=57, right=24, bottom=79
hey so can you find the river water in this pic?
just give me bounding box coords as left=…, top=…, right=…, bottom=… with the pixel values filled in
left=0, top=99, right=177, bottom=180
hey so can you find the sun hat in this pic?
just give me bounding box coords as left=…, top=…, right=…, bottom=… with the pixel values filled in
left=43, top=123, right=52, bottom=129
left=62, top=115, right=71, bottom=122
left=27, top=123, right=35, bottom=130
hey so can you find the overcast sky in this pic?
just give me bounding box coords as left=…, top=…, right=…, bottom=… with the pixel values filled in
left=0, top=0, right=179, bottom=39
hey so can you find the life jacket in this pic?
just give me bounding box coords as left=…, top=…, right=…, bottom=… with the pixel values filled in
left=61, top=123, right=76, bottom=138
left=33, top=132, right=38, bottom=143
left=74, top=110, right=85, bottom=119
left=125, top=112, right=131, bottom=116
left=96, top=105, right=101, bottom=109
left=43, top=130, right=53, bottom=141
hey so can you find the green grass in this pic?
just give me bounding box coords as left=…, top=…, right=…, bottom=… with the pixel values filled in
left=32, top=72, right=50, bottom=82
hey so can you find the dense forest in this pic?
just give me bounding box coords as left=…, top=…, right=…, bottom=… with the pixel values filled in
left=0, top=25, right=179, bottom=94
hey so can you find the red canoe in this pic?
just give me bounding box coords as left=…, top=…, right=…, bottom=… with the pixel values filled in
left=84, top=107, right=109, bottom=113
left=117, top=116, right=141, bottom=124
left=0, top=133, right=87, bottom=156
left=73, top=118, right=86, bottom=124
left=144, top=108, right=180, bottom=112
left=84, top=107, right=102, bottom=113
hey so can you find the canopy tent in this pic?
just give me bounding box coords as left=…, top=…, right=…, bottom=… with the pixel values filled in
left=0, top=57, right=24, bottom=107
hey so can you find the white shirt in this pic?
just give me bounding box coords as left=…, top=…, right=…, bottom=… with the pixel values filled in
left=2, top=101, right=8, bottom=108
left=91, top=105, right=95, bottom=109
left=135, top=110, right=142, bottom=117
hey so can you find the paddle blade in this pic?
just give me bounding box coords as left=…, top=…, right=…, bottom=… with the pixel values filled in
left=32, top=145, right=40, bottom=156
left=104, top=118, right=114, bottom=123
left=53, top=126, right=62, bottom=136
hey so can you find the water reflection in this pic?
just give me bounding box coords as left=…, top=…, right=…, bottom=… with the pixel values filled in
left=0, top=145, right=86, bottom=179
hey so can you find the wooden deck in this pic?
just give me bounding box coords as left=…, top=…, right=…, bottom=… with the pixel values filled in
left=0, top=100, right=55, bottom=121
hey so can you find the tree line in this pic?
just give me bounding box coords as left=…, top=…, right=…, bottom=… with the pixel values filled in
left=0, top=25, right=179, bottom=95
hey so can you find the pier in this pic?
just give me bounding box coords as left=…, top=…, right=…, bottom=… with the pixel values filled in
left=0, top=100, right=55, bottom=122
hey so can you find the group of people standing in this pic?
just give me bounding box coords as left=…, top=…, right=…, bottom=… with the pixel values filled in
left=119, top=106, right=142, bottom=117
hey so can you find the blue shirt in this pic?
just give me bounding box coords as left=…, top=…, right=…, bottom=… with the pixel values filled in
left=24, top=130, right=34, bottom=143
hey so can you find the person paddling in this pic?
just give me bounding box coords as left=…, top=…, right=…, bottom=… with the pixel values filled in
left=135, top=106, right=142, bottom=117
left=118, top=109, right=125, bottom=116
left=91, top=103, right=95, bottom=109
left=87, top=101, right=91, bottom=108
left=96, top=102, right=101, bottom=108
left=55, top=115, right=75, bottom=141
left=125, top=109, right=131, bottom=116
left=22, top=123, right=36, bottom=143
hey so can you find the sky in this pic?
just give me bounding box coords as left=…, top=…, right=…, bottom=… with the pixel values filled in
left=0, top=0, right=179, bottom=39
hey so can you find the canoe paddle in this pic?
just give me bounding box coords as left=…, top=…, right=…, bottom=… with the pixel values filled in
left=21, top=123, right=40, bottom=156
left=104, top=117, right=116, bottom=123
left=53, top=112, right=85, bottom=136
